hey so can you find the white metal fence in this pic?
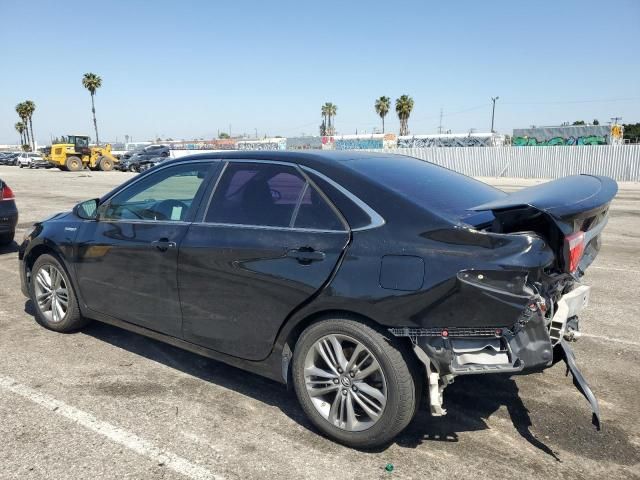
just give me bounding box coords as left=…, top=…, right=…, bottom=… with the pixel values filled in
left=368, top=145, right=640, bottom=181
left=170, top=145, right=640, bottom=181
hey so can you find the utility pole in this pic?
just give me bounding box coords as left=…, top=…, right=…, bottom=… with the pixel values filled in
left=491, top=96, right=499, bottom=133
left=438, top=108, right=443, bottom=134
left=611, top=116, right=622, bottom=125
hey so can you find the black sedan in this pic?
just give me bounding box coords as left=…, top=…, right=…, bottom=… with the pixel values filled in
left=18, top=152, right=616, bottom=448
left=0, top=179, right=18, bottom=245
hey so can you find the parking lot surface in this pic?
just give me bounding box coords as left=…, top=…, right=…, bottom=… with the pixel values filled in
left=0, top=166, right=639, bottom=480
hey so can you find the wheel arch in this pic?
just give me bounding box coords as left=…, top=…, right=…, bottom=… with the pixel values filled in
left=277, top=307, right=418, bottom=386
left=23, top=242, right=60, bottom=272
left=22, top=241, right=84, bottom=310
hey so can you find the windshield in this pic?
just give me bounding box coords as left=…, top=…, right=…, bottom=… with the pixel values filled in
left=344, top=155, right=506, bottom=225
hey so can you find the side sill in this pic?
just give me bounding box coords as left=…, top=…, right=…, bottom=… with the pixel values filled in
left=85, top=310, right=285, bottom=384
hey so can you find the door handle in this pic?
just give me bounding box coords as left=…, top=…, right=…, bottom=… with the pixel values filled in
left=151, top=238, right=177, bottom=252
left=286, top=247, right=326, bottom=264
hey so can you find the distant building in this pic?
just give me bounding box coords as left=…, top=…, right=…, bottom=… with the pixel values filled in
left=512, top=125, right=624, bottom=146
left=0, top=144, right=22, bottom=152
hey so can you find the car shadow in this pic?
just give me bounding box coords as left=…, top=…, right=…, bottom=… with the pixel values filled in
left=0, top=241, right=19, bottom=254
left=395, top=374, right=559, bottom=460
left=23, top=302, right=557, bottom=457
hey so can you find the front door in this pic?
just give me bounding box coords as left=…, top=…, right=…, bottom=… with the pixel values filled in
left=179, top=161, right=350, bottom=360
left=74, top=161, right=213, bottom=337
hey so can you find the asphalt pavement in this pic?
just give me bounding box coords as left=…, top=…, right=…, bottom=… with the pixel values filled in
left=0, top=166, right=638, bottom=479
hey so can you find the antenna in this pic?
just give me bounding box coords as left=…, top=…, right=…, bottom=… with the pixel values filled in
left=438, top=108, right=443, bottom=134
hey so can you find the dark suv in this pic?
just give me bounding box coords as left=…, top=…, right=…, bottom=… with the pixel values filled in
left=118, top=145, right=170, bottom=171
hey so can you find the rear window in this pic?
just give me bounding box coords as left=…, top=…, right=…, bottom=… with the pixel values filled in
left=344, top=155, right=505, bottom=225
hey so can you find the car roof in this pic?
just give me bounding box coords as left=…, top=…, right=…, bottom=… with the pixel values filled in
left=163, top=150, right=402, bottom=174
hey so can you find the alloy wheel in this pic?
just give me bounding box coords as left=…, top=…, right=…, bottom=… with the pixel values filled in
left=34, top=264, right=69, bottom=323
left=304, top=334, right=387, bottom=432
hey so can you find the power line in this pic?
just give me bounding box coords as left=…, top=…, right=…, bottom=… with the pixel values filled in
left=503, top=97, right=640, bottom=106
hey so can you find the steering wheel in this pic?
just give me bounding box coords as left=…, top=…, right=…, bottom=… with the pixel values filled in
left=153, top=199, right=189, bottom=221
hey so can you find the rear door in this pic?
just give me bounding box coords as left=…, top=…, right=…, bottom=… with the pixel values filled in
left=179, top=160, right=350, bottom=360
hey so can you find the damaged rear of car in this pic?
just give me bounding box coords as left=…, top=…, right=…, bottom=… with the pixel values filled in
left=389, top=173, right=616, bottom=430
left=313, top=156, right=617, bottom=437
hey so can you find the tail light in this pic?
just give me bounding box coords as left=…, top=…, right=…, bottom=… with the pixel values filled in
left=565, top=231, right=585, bottom=273
left=0, top=184, right=15, bottom=201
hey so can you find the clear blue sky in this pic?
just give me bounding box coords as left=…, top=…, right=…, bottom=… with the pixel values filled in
left=1, top=0, right=639, bottom=144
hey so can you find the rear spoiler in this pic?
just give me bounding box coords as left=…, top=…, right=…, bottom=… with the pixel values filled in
left=471, top=175, right=618, bottom=274
left=471, top=175, right=618, bottom=221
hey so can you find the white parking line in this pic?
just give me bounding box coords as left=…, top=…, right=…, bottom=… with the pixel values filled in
left=590, top=266, right=639, bottom=273
left=0, top=374, right=220, bottom=480
left=582, top=333, right=640, bottom=348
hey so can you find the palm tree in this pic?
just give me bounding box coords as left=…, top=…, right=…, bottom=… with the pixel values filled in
left=320, top=104, right=328, bottom=135
left=16, top=102, right=30, bottom=148
left=15, top=122, right=26, bottom=145
left=23, top=100, right=36, bottom=150
left=82, top=72, right=102, bottom=144
left=323, top=102, right=337, bottom=135
left=395, top=95, right=414, bottom=136
left=374, top=96, right=391, bottom=133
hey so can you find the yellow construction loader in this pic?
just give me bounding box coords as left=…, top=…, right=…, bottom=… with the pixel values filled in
left=45, top=135, right=118, bottom=171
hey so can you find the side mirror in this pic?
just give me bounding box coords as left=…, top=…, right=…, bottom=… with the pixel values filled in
left=74, top=198, right=100, bottom=220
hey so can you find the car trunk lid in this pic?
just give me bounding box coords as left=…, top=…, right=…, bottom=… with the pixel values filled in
left=471, top=175, right=618, bottom=275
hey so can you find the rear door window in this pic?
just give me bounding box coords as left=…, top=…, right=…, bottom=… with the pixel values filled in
left=293, top=184, right=344, bottom=231
left=205, top=162, right=345, bottom=231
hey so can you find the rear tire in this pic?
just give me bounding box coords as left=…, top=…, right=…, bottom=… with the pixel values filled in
left=29, top=254, right=89, bottom=332
left=292, top=318, right=419, bottom=449
left=98, top=156, right=114, bottom=171
left=65, top=156, right=82, bottom=172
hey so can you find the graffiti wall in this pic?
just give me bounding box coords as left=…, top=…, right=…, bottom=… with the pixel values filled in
left=334, top=135, right=385, bottom=150
left=383, top=133, right=398, bottom=149
left=169, top=139, right=236, bottom=150
left=236, top=138, right=286, bottom=150
left=321, top=136, right=335, bottom=150
left=512, top=125, right=624, bottom=146
left=286, top=136, right=323, bottom=150
left=398, top=133, right=504, bottom=148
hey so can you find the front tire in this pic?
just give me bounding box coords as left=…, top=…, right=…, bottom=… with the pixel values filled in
left=29, top=254, right=89, bottom=332
left=292, top=318, right=419, bottom=449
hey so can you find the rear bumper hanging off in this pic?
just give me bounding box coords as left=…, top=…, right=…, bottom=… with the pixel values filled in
left=557, top=339, right=601, bottom=431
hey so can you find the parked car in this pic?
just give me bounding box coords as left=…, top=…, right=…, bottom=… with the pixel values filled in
left=0, top=152, right=20, bottom=166
left=18, top=152, right=616, bottom=448
left=118, top=145, right=170, bottom=171
left=137, top=155, right=170, bottom=172
left=29, top=155, right=53, bottom=169
left=16, top=152, right=46, bottom=168
left=0, top=178, right=18, bottom=245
